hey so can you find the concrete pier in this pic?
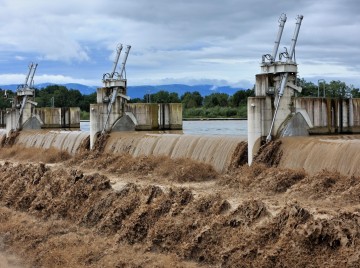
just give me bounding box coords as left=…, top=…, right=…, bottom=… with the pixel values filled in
left=6, top=106, right=80, bottom=133
left=124, top=103, right=159, bottom=130
left=0, top=110, right=5, bottom=128
left=247, top=64, right=300, bottom=164
left=124, top=103, right=182, bottom=131
left=90, top=85, right=183, bottom=149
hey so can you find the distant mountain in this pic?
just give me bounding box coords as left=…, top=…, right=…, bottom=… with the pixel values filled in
left=0, top=83, right=246, bottom=99
left=35, top=83, right=98, bottom=95
left=0, top=84, right=18, bottom=91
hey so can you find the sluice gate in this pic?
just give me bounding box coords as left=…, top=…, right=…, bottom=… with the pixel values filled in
left=247, top=14, right=360, bottom=165
left=89, top=44, right=182, bottom=149
left=4, top=63, right=81, bottom=134
left=248, top=14, right=304, bottom=164
left=3, top=44, right=182, bottom=145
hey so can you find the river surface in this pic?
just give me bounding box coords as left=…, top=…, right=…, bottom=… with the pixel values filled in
left=80, top=120, right=248, bottom=137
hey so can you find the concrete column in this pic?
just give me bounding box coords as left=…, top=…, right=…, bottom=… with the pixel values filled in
left=169, top=103, right=182, bottom=130
left=349, top=99, right=354, bottom=127
left=158, top=104, right=169, bottom=129
left=90, top=104, right=102, bottom=149
left=248, top=97, right=265, bottom=165
left=125, top=103, right=159, bottom=130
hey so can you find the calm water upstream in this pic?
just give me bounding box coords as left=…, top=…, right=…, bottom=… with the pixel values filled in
left=80, top=120, right=248, bottom=137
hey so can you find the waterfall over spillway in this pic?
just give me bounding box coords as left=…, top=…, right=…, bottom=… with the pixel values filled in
left=13, top=130, right=89, bottom=154
left=3, top=130, right=246, bottom=173
left=104, top=133, right=246, bottom=173
left=278, top=135, right=360, bottom=177
left=4, top=129, right=360, bottom=177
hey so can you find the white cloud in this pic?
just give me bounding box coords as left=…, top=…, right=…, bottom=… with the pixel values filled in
left=0, top=73, right=100, bottom=86
left=14, top=56, right=26, bottom=61
left=0, top=0, right=359, bottom=86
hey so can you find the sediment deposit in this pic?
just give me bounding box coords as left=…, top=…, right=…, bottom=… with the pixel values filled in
left=0, top=138, right=360, bottom=267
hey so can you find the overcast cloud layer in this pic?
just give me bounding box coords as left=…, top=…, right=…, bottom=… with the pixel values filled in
left=0, top=0, right=359, bottom=88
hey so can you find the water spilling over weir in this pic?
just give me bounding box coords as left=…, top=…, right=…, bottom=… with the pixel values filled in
left=279, top=135, right=360, bottom=177
left=2, top=128, right=360, bottom=177
left=0, top=129, right=246, bottom=173
left=6, top=130, right=89, bottom=155
left=105, top=133, right=245, bottom=173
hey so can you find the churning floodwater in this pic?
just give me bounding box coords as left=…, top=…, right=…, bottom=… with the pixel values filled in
left=80, top=120, right=248, bottom=136
left=4, top=119, right=360, bottom=176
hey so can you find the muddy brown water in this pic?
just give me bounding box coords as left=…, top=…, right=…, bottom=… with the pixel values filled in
left=2, top=129, right=360, bottom=176
left=279, top=135, right=360, bottom=177
left=2, top=130, right=245, bottom=173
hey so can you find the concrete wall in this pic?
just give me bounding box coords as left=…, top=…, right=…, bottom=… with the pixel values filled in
left=125, top=103, right=159, bottom=130
left=247, top=97, right=265, bottom=164
left=169, top=103, right=183, bottom=130
left=90, top=86, right=183, bottom=148
left=33, top=107, right=80, bottom=128
left=0, top=110, right=6, bottom=128
left=5, top=102, right=33, bottom=134
left=294, top=97, right=360, bottom=134
left=125, top=103, right=183, bottom=131
left=248, top=67, right=298, bottom=164
left=5, top=108, right=18, bottom=134
left=158, top=103, right=183, bottom=130
left=4, top=106, right=80, bottom=134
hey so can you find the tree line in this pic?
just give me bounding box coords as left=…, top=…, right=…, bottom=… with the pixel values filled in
left=130, top=89, right=255, bottom=118
left=0, top=78, right=359, bottom=119
left=0, top=85, right=255, bottom=119
left=0, top=85, right=96, bottom=111
left=297, top=78, right=360, bottom=98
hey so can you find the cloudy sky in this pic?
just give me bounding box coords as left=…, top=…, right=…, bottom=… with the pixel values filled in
left=0, top=0, right=359, bottom=88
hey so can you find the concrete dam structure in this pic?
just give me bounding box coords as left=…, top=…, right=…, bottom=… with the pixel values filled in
left=89, top=44, right=182, bottom=149
left=4, top=63, right=81, bottom=133
left=3, top=24, right=360, bottom=177
left=247, top=14, right=360, bottom=164
left=3, top=45, right=182, bottom=150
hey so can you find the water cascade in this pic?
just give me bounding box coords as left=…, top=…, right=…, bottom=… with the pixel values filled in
left=279, top=135, right=360, bottom=177
left=12, top=130, right=89, bottom=154
left=2, top=130, right=246, bottom=173
left=104, top=133, right=246, bottom=173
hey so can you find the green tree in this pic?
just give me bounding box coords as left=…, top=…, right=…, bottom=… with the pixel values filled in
left=350, top=86, right=360, bottom=98
left=0, top=89, right=15, bottom=109
left=327, top=80, right=352, bottom=98
left=181, top=91, right=203, bottom=108
left=66, top=89, right=82, bottom=107
left=128, top=97, right=143, bottom=103
left=53, top=86, right=69, bottom=107
left=203, top=93, right=229, bottom=108
left=298, top=78, right=318, bottom=97
left=229, top=89, right=254, bottom=107
left=145, top=90, right=180, bottom=103
left=79, top=92, right=96, bottom=112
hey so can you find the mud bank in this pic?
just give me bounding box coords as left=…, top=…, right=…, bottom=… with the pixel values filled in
left=0, top=146, right=360, bottom=267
